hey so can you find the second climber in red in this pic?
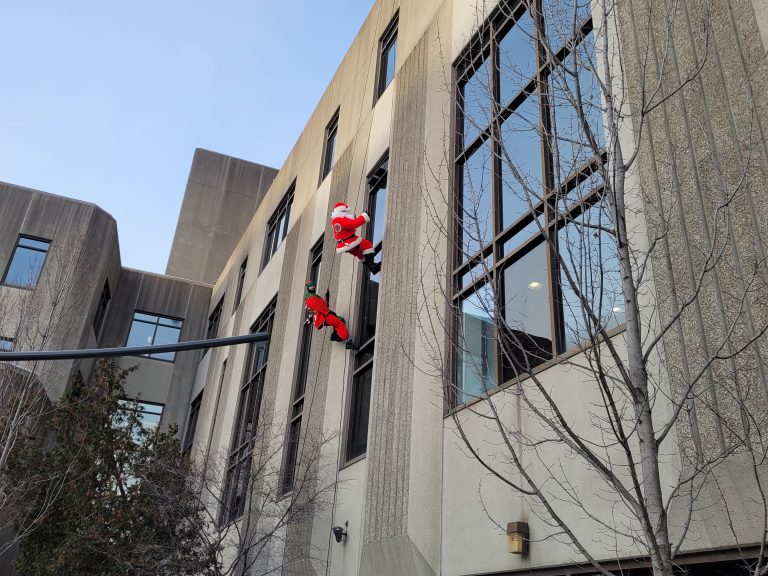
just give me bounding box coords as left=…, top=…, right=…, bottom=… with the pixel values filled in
left=331, top=202, right=381, bottom=274
left=304, top=281, right=358, bottom=350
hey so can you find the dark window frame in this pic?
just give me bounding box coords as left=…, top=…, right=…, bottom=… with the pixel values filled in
left=117, top=398, right=164, bottom=430
left=343, top=154, right=388, bottom=464
left=125, top=311, right=184, bottom=363
left=262, top=185, right=295, bottom=269
left=183, top=390, right=204, bottom=455
left=233, top=258, right=248, bottom=313
left=279, top=239, right=323, bottom=494
left=320, top=110, right=340, bottom=183
left=219, top=299, right=277, bottom=526
left=207, top=295, right=225, bottom=341
left=451, top=0, right=622, bottom=407
left=93, top=281, right=111, bottom=337
left=375, top=12, right=399, bottom=101
left=2, top=235, right=51, bottom=289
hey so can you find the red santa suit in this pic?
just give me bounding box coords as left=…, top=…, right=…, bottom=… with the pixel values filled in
left=331, top=202, right=375, bottom=260
left=305, top=293, right=349, bottom=341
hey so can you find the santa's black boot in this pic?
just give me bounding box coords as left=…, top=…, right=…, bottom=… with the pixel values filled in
left=345, top=339, right=359, bottom=351
left=364, top=254, right=381, bottom=275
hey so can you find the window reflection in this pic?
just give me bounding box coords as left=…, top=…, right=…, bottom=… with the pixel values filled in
left=457, top=283, right=497, bottom=403
left=543, top=0, right=592, bottom=53
left=499, top=10, right=536, bottom=104
left=462, top=139, right=494, bottom=259
left=462, top=59, right=492, bottom=145
left=501, top=243, right=553, bottom=379
left=548, top=36, right=604, bottom=183
left=558, top=203, right=624, bottom=349
left=500, top=95, right=543, bottom=229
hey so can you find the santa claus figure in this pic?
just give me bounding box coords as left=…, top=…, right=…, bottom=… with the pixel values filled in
left=330, top=202, right=381, bottom=274
left=304, top=281, right=358, bottom=350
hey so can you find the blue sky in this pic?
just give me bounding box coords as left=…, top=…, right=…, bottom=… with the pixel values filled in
left=0, top=1, right=374, bottom=273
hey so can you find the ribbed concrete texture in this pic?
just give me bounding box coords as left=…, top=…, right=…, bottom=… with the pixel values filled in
left=281, top=138, right=358, bottom=576
left=360, top=21, right=437, bottom=576
left=619, top=0, right=768, bottom=545
left=166, top=149, right=277, bottom=284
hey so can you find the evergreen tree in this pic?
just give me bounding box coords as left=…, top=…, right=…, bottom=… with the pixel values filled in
left=6, top=360, right=217, bottom=576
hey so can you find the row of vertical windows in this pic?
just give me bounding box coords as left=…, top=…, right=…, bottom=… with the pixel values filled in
left=262, top=185, right=294, bottom=269
left=280, top=239, right=323, bottom=494
left=220, top=301, right=276, bottom=525
left=453, top=0, right=623, bottom=406
left=207, top=12, right=399, bottom=510
left=346, top=155, right=388, bottom=462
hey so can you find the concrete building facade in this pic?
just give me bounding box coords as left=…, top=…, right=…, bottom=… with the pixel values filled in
left=2, top=1, right=768, bottom=575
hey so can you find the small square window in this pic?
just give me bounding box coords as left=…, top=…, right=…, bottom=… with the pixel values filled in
left=320, top=110, right=339, bottom=182
left=0, top=337, right=14, bottom=352
left=126, top=311, right=184, bottom=362
left=376, top=13, right=398, bottom=100
left=2, top=235, right=51, bottom=288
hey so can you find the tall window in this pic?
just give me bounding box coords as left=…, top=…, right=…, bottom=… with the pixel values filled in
left=233, top=258, right=248, bottom=312
left=263, top=185, right=294, bottom=268
left=453, top=0, right=623, bottom=406
left=207, top=295, right=225, bottom=340
left=183, top=391, right=204, bottom=455
left=220, top=300, right=276, bottom=525
left=93, top=281, right=111, bottom=336
left=320, top=110, right=339, bottom=182
left=280, top=240, right=323, bottom=493
left=2, top=236, right=50, bottom=288
left=376, top=13, right=398, bottom=99
left=346, top=155, right=388, bottom=463
left=126, top=312, right=183, bottom=362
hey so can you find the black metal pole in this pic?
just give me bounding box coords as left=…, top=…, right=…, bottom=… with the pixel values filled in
left=0, top=332, right=269, bottom=362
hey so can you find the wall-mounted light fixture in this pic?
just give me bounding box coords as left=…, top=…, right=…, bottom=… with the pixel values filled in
left=507, top=521, right=529, bottom=555
left=332, top=521, right=348, bottom=543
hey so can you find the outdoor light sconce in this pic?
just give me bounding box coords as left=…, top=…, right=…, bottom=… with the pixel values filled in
left=332, top=521, right=348, bottom=543
left=507, top=522, right=529, bottom=555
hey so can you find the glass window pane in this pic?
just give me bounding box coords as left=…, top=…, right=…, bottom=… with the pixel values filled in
left=371, top=186, right=387, bottom=248
left=543, top=0, right=592, bottom=53
left=151, top=325, right=181, bottom=361
left=502, top=215, right=544, bottom=255
left=134, top=312, right=158, bottom=323
left=360, top=269, right=381, bottom=344
left=499, top=10, right=537, bottom=105
left=462, top=58, right=492, bottom=146
left=461, top=139, right=494, bottom=259
left=548, top=34, right=604, bottom=184
left=18, top=237, right=50, bottom=251
left=457, top=283, right=497, bottom=403
left=558, top=202, right=624, bottom=350
left=126, top=321, right=155, bottom=348
left=347, top=365, right=372, bottom=460
left=158, top=316, right=182, bottom=328
left=501, top=243, right=553, bottom=379
left=4, top=246, right=48, bottom=288
left=461, top=256, right=492, bottom=289
left=383, top=38, right=397, bottom=88
left=500, top=95, right=543, bottom=229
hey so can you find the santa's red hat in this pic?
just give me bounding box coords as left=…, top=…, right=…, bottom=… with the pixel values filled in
left=332, top=202, right=350, bottom=218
